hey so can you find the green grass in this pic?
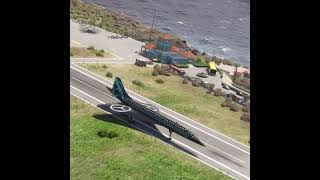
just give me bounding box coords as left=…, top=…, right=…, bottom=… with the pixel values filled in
left=196, top=72, right=208, bottom=78
left=80, top=64, right=250, bottom=145
left=70, top=47, right=113, bottom=58
left=174, top=64, right=189, bottom=68
left=192, top=57, right=209, bottom=67
left=70, top=96, right=231, bottom=179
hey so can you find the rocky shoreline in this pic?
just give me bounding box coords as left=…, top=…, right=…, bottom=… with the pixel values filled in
left=70, top=0, right=248, bottom=68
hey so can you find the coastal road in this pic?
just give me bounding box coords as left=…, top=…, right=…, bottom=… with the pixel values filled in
left=70, top=20, right=245, bottom=97
left=70, top=62, right=250, bottom=180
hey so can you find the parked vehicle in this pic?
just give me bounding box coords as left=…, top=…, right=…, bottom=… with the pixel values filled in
left=135, top=59, right=147, bottom=67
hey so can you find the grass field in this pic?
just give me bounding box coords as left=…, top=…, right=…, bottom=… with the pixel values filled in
left=70, top=96, right=232, bottom=179
left=70, top=47, right=113, bottom=58
left=80, top=64, right=250, bottom=145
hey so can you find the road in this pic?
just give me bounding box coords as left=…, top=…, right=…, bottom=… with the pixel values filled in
left=221, top=72, right=250, bottom=96
left=70, top=62, right=250, bottom=180
left=70, top=20, right=246, bottom=97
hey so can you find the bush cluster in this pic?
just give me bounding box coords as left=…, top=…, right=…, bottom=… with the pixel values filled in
left=132, top=80, right=144, bottom=87
left=106, top=72, right=113, bottom=78
left=155, top=79, right=164, bottom=84
left=97, top=130, right=119, bottom=138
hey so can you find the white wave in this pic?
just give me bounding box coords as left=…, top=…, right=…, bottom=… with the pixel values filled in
left=216, top=55, right=225, bottom=59
left=161, top=27, right=172, bottom=31
left=219, top=20, right=231, bottom=24
left=219, top=26, right=227, bottom=29
left=220, top=46, right=231, bottom=53
left=177, top=21, right=184, bottom=25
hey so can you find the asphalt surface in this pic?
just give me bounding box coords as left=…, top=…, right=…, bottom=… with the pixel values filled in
left=70, top=20, right=149, bottom=63
left=70, top=20, right=247, bottom=97
left=70, top=62, right=250, bottom=180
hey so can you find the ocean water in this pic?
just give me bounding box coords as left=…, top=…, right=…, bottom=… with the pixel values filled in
left=84, top=0, right=250, bottom=66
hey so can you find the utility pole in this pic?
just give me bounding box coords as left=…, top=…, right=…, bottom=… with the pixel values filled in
left=233, top=66, right=238, bottom=82
left=149, top=9, right=157, bottom=42
left=212, top=50, right=214, bottom=61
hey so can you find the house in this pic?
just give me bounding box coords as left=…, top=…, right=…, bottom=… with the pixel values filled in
left=140, top=35, right=189, bottom=65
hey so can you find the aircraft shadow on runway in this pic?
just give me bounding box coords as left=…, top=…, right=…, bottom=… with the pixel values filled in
left=94, top=103, right=198, bottom=158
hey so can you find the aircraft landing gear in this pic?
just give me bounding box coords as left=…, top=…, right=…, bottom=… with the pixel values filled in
left=168, top=129, right=172, bottom=140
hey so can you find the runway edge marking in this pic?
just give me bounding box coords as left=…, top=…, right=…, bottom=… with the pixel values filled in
left=70, top=86, right=249, bottom=180
left=71, top=63, right=250, bottom=153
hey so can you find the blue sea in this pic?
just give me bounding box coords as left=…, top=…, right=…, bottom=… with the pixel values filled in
left=84, top=0, right=250, bottom=66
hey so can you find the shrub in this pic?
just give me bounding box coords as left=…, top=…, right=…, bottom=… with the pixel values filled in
left=155, top=79, right=164, bottom=84
left=132, top=80, right=144, bottom=87
left=154, top=64, right=162, bottom=72
left=221, top=101, right=232, bottom=107
left=207, top=83, right=215, bottom=93
left=182, top=79, right=188, bottom=84
left=192, top=80, right=200, bottom=87
left=214, top=88, right=224, bottom=96
left=226, top=93, right=237, bottom=100
left=225, top=97, right=233, bottom=102
left=107, top=131, right=119, bottom=138
left=159, top=70, right=171, bottom=76
left=241, top=112, right=250, bottom=122
left=242, top=106, right=250, bottom=113
left=175, top=64, right=189, bottom=68
left=70, top=52, right=74, bottom=56
left=97, top=130, right=119, bottom=138
left=196, top=72, right=208, bottom=78
left=173, top=71, right=179, bottom=75
left=96, top=52, right=104, bottom=57
left=230, top=103, right=241, bottom=112
left=102, top=64, right=108, bottom=69
left=106, top=72, right=113, bottom=78
left=192, top=57, right=208, bottom=67
left=87, top=46, right=95, bottom=50
left=152, top=70, right=159, bottom=76
left=97, top=130, right=107, bottom=138
left=99, top=49, right=105, bottom=53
